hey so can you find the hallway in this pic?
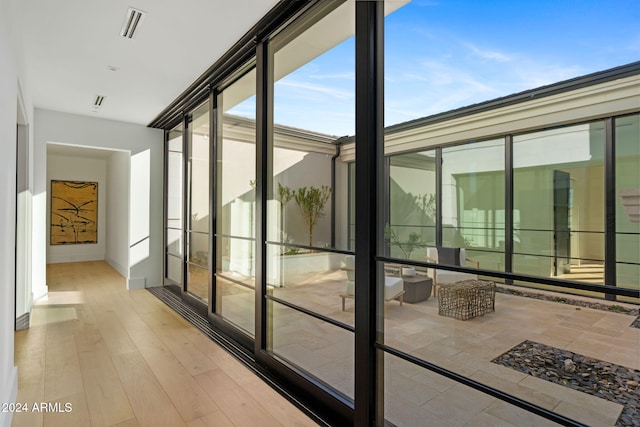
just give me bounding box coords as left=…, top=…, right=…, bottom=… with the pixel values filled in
left=13, top=261, right=315, bottom=427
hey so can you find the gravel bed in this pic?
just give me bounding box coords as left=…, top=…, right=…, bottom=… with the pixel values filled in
left=496, top=286, right=640, bottom=328
left=492, top=340, right=640, bottom=426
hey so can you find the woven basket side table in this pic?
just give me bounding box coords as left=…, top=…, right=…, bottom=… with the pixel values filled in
left=438, top=280, right=495, bottom=320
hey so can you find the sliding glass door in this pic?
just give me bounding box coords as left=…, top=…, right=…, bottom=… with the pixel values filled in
left=214, top=69, right=257, bottom=337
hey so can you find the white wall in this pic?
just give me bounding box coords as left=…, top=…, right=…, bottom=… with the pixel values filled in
left=46, top=154, right=107, bottom=263
left=0, top=0, right=33, bottom=424
left=106, top=151, right=130, bottom=278
left=34, top=109, right=163, bottom=289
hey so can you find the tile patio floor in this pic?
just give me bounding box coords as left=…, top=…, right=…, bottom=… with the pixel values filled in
left=253, top=269, right=638, bottom=426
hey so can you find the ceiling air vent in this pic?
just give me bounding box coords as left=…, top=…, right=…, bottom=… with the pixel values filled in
left=93, top=95, right=106, bottom=108
left=120, top=7, right=145, bottom=39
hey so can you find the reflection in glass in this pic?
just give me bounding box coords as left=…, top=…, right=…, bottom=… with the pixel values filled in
left=216, top=70, right=257, bottom=335
left=165, top=124, right=183, bottom=286
left=185, top=101, right=210, bottom=303
left=267, top=0, right=355, bottom=398
left=166, top=229, right=182, bottom=257
left=187, top=264, right=208, bottom=303
left=442, top=140, right=505, bottom=271
left=166, top=255, right=182, bottom=284
left=615, top=114, right=640, bottom=298
left=513, top=122, right=605, bottom=283
left=167, top=151, right=183, bottom=229
left=389, top=151, right=437, bottom=261
left=188, top=232, right=209, bottom=268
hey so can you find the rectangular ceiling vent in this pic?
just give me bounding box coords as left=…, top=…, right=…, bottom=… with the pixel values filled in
left=120, top=7, right=145, bottom=39
left=93, top=95, right=105, bottom=108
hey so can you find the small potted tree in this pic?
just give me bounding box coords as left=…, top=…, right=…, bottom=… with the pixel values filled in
left=294, top=185, right=332, bottom=248
left=385, top=225, right=426, bottom=276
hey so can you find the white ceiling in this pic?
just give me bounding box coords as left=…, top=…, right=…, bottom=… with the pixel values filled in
left=18, top=0, right=280, bottom=126
left=47, top=143, right=117, bottom=159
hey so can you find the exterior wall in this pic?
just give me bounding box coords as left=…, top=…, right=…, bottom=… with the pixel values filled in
left=339, top=74, right=640, bottom=161
left=46, top=154, right=107, bottom=263
left=337, top=75, right=639, bottom=286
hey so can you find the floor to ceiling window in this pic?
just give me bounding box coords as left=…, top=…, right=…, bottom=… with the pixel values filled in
left=215, top=68, right=257, bottom=336
left=388, top=150, right=437, bottom=261
left=186, top=101, right=211, bottom=304
left=157, top=1, right=639, bottom=425
left=379, top=0, right=638, bottom=425
left=513, top=122, right=605, bottom=288
left=266, top=0, right=356, bottom=398
left=442, top=139, right=505, bottom=272
left=165, top=124, right=184, bottom=291
left=615, top=113, right=640, bottom=300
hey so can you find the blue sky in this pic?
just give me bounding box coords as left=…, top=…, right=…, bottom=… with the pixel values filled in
left=246, top=0, right=640, bottom=137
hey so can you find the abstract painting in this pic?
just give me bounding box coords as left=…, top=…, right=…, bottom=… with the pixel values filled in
left=50, top=180, right=98, bottom=245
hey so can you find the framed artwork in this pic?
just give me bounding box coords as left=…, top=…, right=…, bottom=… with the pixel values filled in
left=50, top=180, right=98, bottom=245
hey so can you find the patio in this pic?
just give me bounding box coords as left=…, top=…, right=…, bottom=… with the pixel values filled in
left=251, top=268, right=640, bottom=426
left=180, top=258, right=640, bottom=425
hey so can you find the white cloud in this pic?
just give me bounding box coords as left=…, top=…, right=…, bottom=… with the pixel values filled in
left=275, top=79, right=353, bottom=101
left=308, top=72, right=355, bottom=81
left=463, top=42, right=511, bottom=62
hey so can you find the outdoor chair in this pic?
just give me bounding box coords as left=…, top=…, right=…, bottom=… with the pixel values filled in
left=340, top=255, right=405, bottom=310
left=425, top=247, right=479, bottom=297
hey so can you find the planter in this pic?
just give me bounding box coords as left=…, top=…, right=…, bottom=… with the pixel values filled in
left=268, top=251, right=344, bottom=287
left=279, top=252, right=343, bottom=275
left=401, top=266, right=416, bottom=277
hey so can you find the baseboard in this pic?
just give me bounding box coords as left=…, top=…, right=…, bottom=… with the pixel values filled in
left=127, top=277, right=146, bottom=290
left=15, top=312, right=30, bottom=330
left=0, top=367, right=18, bottom=427
left=105, top=257, right=128, bottom=279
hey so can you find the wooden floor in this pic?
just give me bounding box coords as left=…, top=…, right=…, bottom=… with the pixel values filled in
left=13, top=261, right=316, bottom=427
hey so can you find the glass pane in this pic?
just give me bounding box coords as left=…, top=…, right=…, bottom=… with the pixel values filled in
left=216, top=276, right=255, bottom=335
left=216, top=69, right=257, bottom=337
left=166, top=254, right=182, bottom=284
left=267, top=2, right=355, bottom=398
left=380, top=271, right=636, bottom=426
left=383, top=1, right=639, bottom=128
left=216, top=236, right=255, bottom=284
left=188, top=232, right=209, bottom=268
left=617, top=263, right=640, bottom=301
left=383, top=353, right=560, bottom=427
left=271, top=0, right=354, bottom=252
left=615, top=114, right=639, bottom=296
left=187, top=264, right=208, bottom=303
left=389, top=150, right=437, bottom=262
left=380, top=1, right=638, bottom=423
left=189, top=101, right=210, bottom=234
left=166, top=122, right=184, bottom=286
left=513, top=122, right=605, bottom=283
left=268, top=301, right=354, bottom=398
left=267, top=244, right=354, bottom=327
left=217, top=137, right=256, bottom=239
left=167, top=132, right=183, bottom=230
left=216, top=233, right=255, bottom=334
left=166, top=228, right=182, bottom=257
left=442, top=139, right=505, bottom=271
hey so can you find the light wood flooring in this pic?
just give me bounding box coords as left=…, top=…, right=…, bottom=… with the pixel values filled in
left=13, top=261, right=316, bottom=427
